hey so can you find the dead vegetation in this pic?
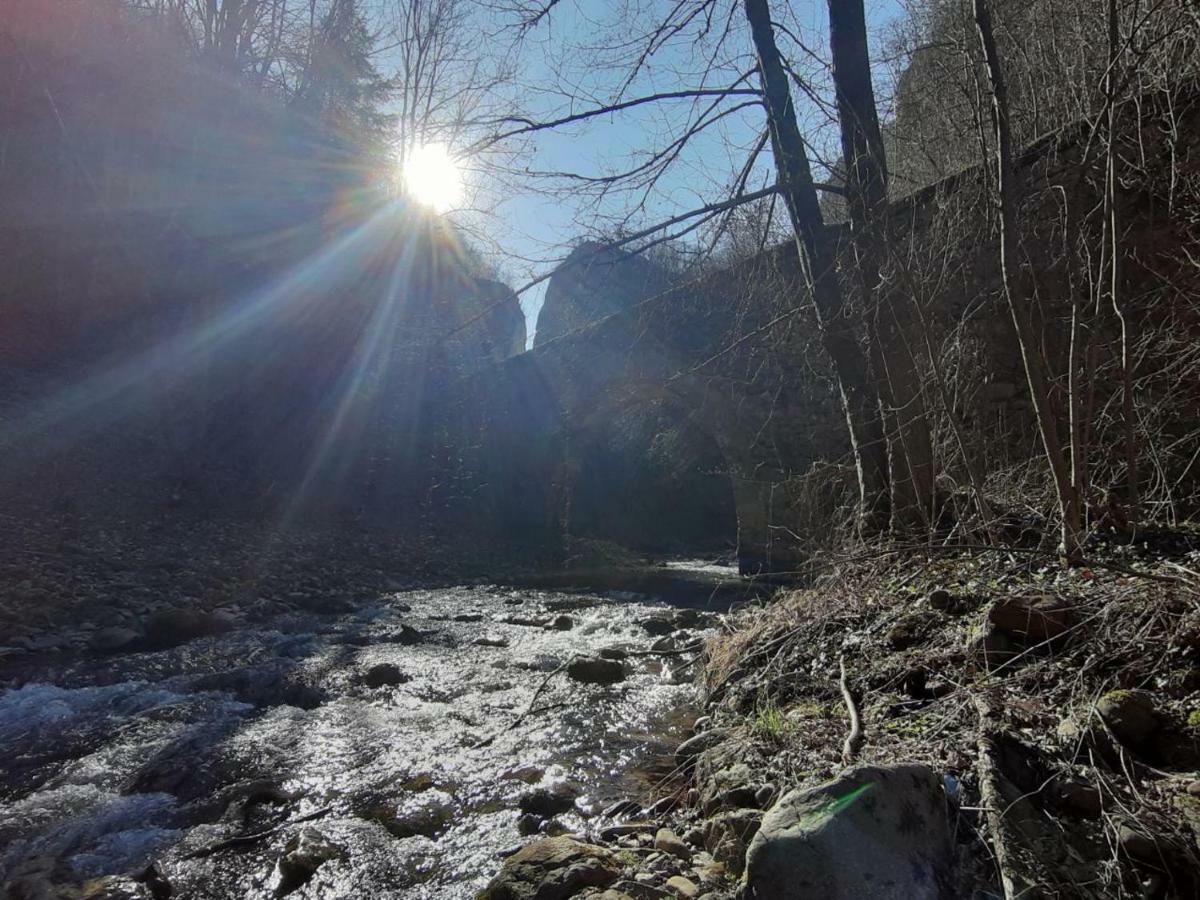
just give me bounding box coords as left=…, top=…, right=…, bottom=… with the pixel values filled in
left=702, top=535, right=1200, bottom=896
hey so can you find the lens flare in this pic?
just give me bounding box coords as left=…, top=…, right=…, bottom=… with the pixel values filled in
left=403, top=144, right=463, bottom=212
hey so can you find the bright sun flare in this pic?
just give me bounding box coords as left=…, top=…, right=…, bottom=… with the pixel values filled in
left=403, top=144, right=463, bottom=212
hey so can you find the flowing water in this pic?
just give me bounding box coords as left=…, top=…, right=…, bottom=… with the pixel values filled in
left=0, top=571, right=738, bottom=898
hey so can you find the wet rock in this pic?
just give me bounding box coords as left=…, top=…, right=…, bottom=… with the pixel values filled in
left=517, top=813, right=541, bottom=836
left=89, top=626, right=142, bottom=654
left=142, top=609, right=234, bottom=649
left=567, top=656, right=626, bottom=685
left=273, top=827, right=345, bottom=896
left=1097, top=689, right=1159, bottom=746
left=479, top=836, right=620, bottom=900
left=546, top=615, right=575, bottom=631
left=454, top=613, right=485, bottom=622
left=519, top=783, right=579, bottom=817
left=665, top=875, right=700, bottom=898
left=379, top=790, right=458, bottom=840
left=599, top=647, right=629, bottom=661
left=380, top=624, right=426, bottom=645
left=744, top=764, right=952, bottom=899
left=639, top=617, right=675, bottom=636
left=987, top=594, right=1074, bottom=644
left=362, top=662, right=410, bottom=688
left=80, top=876, right=155, bottom=899
left=654, top=828, right=691, bottom=861
left=474, top=636, right=510, bottom=648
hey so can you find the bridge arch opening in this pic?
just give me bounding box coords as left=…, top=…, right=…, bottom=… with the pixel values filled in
left=562, top=395, right=738, bottom=560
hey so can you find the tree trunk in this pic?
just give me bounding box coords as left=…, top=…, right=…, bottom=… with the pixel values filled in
left=827, top=0, right=935, bottom=529
left=973, top=0, right=1083, bottom=563
left=743, top=0, right=888, bottom=531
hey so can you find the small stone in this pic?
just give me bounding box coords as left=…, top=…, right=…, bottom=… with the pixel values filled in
left=362, top=663, right=410, bottom=688
left=599, top=647, right=628, bottom=661
left=566, top=656, right=625, bottom=685
left=665, top=875, right=699, bottom=898
left=654, top=828, right=691, bottom=861
left=546, top=615, right=574, bottom=631
left=1097, top=689, right=1159, bottom=746
left=640, top=617, right=675, bottom=636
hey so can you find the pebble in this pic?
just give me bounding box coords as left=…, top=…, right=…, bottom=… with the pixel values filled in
left=654, top=828, right=691, bottom=861
left=665, top=874, right=700, bottom=898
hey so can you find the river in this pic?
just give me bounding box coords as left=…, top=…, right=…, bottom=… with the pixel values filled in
left=0, top=568, right=741, bottom=898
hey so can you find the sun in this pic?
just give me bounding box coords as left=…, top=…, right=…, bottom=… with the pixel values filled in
left=402, top=144, right=463, bottom=212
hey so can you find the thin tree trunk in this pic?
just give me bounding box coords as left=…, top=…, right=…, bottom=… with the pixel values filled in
left=1106, top=0, right=1139, bottom=517
left=743, top=0, right=889, bottom=531
left=827, top=0, right=935, bottom=530
left=973, top=0, right=1083, bottom=563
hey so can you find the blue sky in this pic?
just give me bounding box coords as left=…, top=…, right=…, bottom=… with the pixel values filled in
left=455, top=1, right=908, bottom=340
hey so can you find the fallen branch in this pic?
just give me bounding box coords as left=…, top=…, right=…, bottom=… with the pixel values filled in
left=471, top=657, right=576, bottom=749
left=184, top=805, right=333, bottom=859
left=839, top=655, right=863, bottom=766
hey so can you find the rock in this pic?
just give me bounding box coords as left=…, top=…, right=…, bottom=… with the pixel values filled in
left=968, top=627, right=1019, bottom=666
left=603, top=798, right=643, bottom=818
left=703, top=807, right=762, bottom=874
left=519, top=784, right=579, bottom=817
left=1097, top=689, right=1159, bottom=746
left=665, top=875, right=700, bottom=898
left=80, top=876, right=155, bottom=899
left=89, top=626, right=142, bottom=654
left=566, top=656, right=626, bottom=685
left=599, top=647, right=629, bottom=661
left=654, top=828, right=691, bottom=861
left=703, top=785, right=762, bottom=815
left=517, top=813, right=542, bottom=836
left=479, top=837, right=620, bottom=900
left=546, top=615, right=574, bottom=631
left=475, top=636, right=510, bottom=648
left=1050, top=778, right=1103, bottom=818
left=273, top=828, right=344, bottom=897
left=362, top=662, right=410, bottom=688
left=142, top=609, right=233, bottom=649
left=639, top=616, right=675, bottom=636
left=744, top=764, right=952, bottom=899
left=885, top=612, right=939, bottom=649
left=927, top=589, right=955, bottom=611
left=1117, top=824, right=1161, bottom=862
left=987, top=594, right=1073, bottom=644
left=675, top=729, right=728, bottom=768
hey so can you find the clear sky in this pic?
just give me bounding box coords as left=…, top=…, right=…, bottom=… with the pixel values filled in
left=453, top=0, right=908, bottom=342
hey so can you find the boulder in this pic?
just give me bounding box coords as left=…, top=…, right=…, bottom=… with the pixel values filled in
left=743, top=764, right=953, bottom=899
left=479, top=837, right=621, bottom=900
left=567, top=657, right=626, bottom=685
left=273, top=828, right=344, bottom=897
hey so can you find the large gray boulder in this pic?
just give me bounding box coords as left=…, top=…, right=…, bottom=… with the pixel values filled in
left=743, top=764, right=953, bottom=899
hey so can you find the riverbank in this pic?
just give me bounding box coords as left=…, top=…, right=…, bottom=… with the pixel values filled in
left=483, top=534, right=1200, bottom=898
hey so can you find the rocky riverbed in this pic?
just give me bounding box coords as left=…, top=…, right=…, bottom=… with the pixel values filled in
left=0, top=573, right=735, bottom=899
